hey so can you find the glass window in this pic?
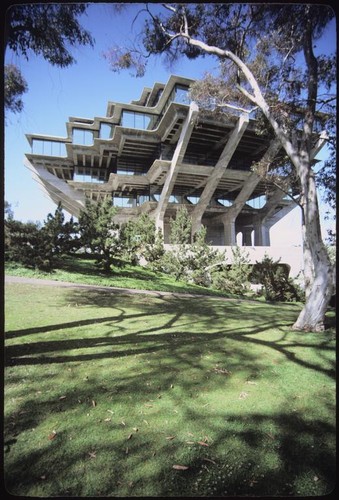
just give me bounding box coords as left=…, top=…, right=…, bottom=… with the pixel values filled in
left=100, top=123, right=113, bottom=139
left=73, top=171, right=104, bottom=183
left=32, top=139, right=67, bottom=156
left=247, top=195, right=266, bottom=209
left=121, top=111, right=155, bottom=130
left=187, top=196, right=200, bottom=205
left=139, top=195, right=150, bottom=205
left=117, top=169, right=134, bottom=175
left=174, top=85, right=190, bottom=104
left=113, top=196, right=134, bottom=207
left=72, top=129, right=94, bottom=146
left=217, top=199, right=232, bottom=207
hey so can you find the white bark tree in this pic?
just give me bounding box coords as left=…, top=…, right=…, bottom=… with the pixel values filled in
left=105, top=3, right=336, bottom=331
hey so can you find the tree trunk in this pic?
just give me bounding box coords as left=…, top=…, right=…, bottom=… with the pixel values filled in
left=292, top=248, right=333, bottom=331
left=183, top=33, right=334, bottom=331
left=292, top=172, right=334, bottom=331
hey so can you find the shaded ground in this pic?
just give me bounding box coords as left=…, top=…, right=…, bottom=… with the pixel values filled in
left=4, top=279, right=336, bottom=497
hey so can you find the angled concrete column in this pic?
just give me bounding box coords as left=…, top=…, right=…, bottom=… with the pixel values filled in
left=260, top=187, right=298, bottom=232
left=25, top=159, right=86, bottom=217
left=227, top=138, right=281, bottom=220
left=310, top=130, right=328, bottom=160
left=260, top=188, right=286, bottom=220
left=191, top=113, right=249, bottom=235
left=154, top=102, right=199, bottom=232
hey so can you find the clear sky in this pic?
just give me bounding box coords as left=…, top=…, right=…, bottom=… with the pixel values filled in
left=4, top=3, right=336, bottom=246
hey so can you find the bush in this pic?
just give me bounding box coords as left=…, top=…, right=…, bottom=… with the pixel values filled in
left=5, top=219, right=54, bottom=271
left=120, top=214, right=165, bottom=266
left=78, top=199, right=120, bottom=273
left=251, top=255, right=305, bottom=302
left=211, top=247, right=251, bottom=296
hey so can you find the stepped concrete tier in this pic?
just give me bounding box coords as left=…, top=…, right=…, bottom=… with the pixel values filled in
left=25, top=75, right=325, bottom=277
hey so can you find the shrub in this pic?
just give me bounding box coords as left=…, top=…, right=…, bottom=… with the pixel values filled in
left=5, top=219, right=53, bottom=271
left=120, top=214, right=165, bottom=266
left=251, top=255, right=305, bottom=302
left=78, top=199, right=120, bottom=272
left=211, top=246, right=251, bottom=295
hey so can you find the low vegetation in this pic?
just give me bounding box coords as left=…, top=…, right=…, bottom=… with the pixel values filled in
left=5, top=202, right=305, bottom=302
left=5, top=256, right=232, bottom=298
left=4, top=282, right=336, bottom=497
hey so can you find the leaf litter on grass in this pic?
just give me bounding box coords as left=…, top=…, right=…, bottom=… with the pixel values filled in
left=4, top=282, right=336, bottom=497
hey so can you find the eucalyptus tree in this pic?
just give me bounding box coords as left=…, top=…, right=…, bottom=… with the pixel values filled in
left=105, top=3, right=336, bottom=331
left=4, top=3, right=94, bottom=115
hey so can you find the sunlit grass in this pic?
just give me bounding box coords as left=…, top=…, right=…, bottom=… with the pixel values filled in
left=5, top=256, right=233, bottom=297
left=4, top=282, right=335, bottom=497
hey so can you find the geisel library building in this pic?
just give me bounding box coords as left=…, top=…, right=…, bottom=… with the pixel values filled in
left=25, top=75, right=325, bottom=278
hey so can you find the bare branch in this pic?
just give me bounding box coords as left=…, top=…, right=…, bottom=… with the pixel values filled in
left=162, top=4, right=177, bottom=14
left=217, top=102, right=258, bottom=114
left=182, top=6, right=189, bottom=36
left=131, top=7, right=149, bottom=30
left=236, top=83, right=257, bottom=105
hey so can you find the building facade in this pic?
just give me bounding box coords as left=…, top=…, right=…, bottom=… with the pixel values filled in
left=25, top=75, right=313, bottom=277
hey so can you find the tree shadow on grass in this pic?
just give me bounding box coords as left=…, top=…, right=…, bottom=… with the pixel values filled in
left=5, top=288, right=335, bottom=379
left=4, top=362, right=336, bottom=497
left=4, top=284, right=336, bottom=496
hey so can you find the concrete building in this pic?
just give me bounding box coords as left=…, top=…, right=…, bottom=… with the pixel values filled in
left=25, top=75, right=320, bottom=277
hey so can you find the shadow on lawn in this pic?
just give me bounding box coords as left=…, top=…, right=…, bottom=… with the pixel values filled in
left=4, top=358, right=336, bottom=496
left=4, top=287, right=336, bottom=495
left=6, top=289, right=336, bottom=379
left=57, top=255, right=171, bottom=283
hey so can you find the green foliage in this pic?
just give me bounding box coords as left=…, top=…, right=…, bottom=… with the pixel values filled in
left=212, top=246, right=252, bottom=296
left=4, top=64, right=28, bottom=115
left=5, top=4, right=94, bottom=114
left=6, top=4, right=94, bottom=66
left=169, top=205, right=192, bottom=245
left=162, top=209, right=223, bottom=286
left=78, top=199, right=120, bottom=273
left=5, top=203, right=80, bottom=271
left=120, top=213, right=163, bottom=265
left=42, top=202, right=80, bottom=256
left=144, top=228, right=166, bottom=270
left=188, top=226, right=224, bottom=286
left=158, top=206, right=192, bottom=281
left=5, top=219, right=53, bottom=271
left=326, top=245, right=336, bottom=266
left=252, top=255, right=305, bottom=302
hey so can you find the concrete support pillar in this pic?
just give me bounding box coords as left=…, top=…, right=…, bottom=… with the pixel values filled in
left=196, top=137, right=282, bottom=242
left=243, top=227, right=253, bottom=246
left=191, top=113, right=249, bottom=235
left=154, top=102, right=199, bottom=233
left=254, top=220, right=270, bottom=246
left=222, top=217, right=236, bottom=246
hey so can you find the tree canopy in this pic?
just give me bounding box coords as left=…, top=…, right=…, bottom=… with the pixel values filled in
left=4, top=3, right=94, bottom=114
left=106, top=3, right=336, bottom=331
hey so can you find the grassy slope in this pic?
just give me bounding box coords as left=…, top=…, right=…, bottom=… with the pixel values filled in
left=5, top=256, right=233, bottom=297
left=4, top=282, right=336, bottom=497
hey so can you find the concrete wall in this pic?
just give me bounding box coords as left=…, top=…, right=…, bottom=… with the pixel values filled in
left=164, top=244, right=304, bottom=280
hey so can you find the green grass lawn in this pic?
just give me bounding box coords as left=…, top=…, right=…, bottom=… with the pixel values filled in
left=5, top=256, right=234, bottom=297
left=4, top=281, right=336, bottom=497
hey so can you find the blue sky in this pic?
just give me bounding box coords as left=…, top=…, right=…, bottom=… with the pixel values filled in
left=4, top=3, right=336, bottom=246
